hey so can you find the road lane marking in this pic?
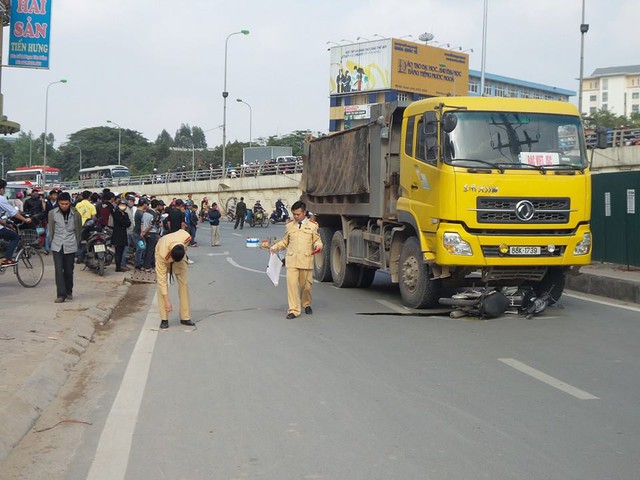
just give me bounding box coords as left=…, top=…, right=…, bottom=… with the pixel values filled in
left=226, top=257, right=287, bottom=280
left=498, top=358, right=599, bottom=400
left=86, top=295, right=161, bottom=480
left=376, top=299, right=410, bottom=314
left=206, top=251, right=230, bottom=256
left=564, top=291, right=640, bottom=313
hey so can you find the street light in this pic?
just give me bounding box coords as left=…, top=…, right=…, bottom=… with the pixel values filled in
left=43, top=79, right=67, bottom=184
left=578, top=0, right=589, bottom=116
left=183, top=137, right=195, bottom=177
left=70, top=143, right=82, bottom=171
left=236, top=98, right=253, bottom=148
left=106, top=120, right=122, bottom=165
left=222, top=29, right=250, bottom=178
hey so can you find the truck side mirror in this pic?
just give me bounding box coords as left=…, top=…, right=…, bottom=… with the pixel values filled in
left=441, top=113, right=458, bottom=133
left=422, top=111, right=438, bottom=135
left=596, top=126, right=608, bottom=149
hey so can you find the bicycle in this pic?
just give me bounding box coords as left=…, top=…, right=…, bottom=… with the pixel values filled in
left=0, top=227, right=45, bottom=287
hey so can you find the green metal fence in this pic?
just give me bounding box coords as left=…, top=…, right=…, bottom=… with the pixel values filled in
left=591, top=171, right=640, bottom=267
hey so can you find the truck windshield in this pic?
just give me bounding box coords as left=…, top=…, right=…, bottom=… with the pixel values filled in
left=443, top=112, right=587, bottom=170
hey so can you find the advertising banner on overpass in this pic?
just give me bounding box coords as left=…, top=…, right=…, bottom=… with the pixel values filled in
left=329, top=38, right=469, bottom=98
left=8, top=0, right=53, bottom=68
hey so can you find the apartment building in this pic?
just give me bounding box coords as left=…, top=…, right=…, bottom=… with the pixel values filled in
left=581, top=65, right=640, bottom=117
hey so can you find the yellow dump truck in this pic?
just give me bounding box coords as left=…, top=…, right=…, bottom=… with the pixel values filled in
left=303, top=97, right=593, bottom=308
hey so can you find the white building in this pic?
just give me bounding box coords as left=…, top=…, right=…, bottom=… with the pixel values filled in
left=581, top=65, right=640, bottom=117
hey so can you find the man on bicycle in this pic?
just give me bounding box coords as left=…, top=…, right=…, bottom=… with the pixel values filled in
left=0, top=179, right=33, bottom=266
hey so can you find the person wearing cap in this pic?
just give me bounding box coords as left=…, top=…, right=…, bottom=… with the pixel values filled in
left=48, top=192, right=82, bottom=302
left=155, top=229, right=194, bottom=329
left=112, top=197, right=132, bottom=272
left=270, top=200, right=323, bottom=319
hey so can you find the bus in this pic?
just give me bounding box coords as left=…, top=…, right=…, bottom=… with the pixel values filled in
left=5, top=166, right=61, bottom=189
left=78, top=165, right=131, bottom=188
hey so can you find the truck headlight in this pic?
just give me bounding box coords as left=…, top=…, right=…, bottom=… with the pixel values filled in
left=573, top=232, right=591, bottom=255
left=443, top=232, right=473, bottom=256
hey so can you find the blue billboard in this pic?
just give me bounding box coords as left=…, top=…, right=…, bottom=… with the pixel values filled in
left=8, top=0, right=53, bottom=69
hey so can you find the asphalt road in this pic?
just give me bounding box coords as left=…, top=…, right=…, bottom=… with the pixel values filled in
left=7, top=221, right=640, bottom=480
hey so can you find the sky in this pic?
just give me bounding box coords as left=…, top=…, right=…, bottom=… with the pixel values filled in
left=1, top=0, right=637, bottom=149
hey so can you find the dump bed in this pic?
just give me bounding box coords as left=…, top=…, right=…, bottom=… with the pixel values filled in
left=302, top=103, right=403, bottom=218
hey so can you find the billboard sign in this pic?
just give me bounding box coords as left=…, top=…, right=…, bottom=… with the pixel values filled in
left=329, top=38, right=469, bottom=98
left=8, top=0, right=53, bottom=68
left=344, top=104, right=372, bottom=120
left=329, top=39, right=392, bottom=94
left=391, top=39, right=468, bottom=97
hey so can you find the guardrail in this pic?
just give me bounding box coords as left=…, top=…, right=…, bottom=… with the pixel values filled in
left=62, top=159, right=303, bottom=191
left=586, top=127, right=640, bottom=148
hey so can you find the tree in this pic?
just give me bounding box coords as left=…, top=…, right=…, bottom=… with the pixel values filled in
left=174, top=123, right=192, bottom=148
left=192, top=126, right=207, bottom=148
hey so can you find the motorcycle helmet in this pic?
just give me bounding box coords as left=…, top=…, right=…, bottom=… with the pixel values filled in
left=137, top=239, right=147, bottom=251
left=479, top=290, right=509, bottom=318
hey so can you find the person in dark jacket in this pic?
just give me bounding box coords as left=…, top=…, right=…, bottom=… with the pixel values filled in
left=234, top=197, right=247, bottom=230
left=112, top=197, right=132, bottom=272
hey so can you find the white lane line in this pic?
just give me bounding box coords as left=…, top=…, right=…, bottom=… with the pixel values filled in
left=499, top=358, right=599, bottom=400
left=564, top=291, right=640, bottom=313
left=206, top=251, right=230, bottom=256
left=86, top=295, right=161, bottom=480
left=376, top=299, right=409, bottom=314
left=226, top=256, right=287, bottom=279
left=227, top=256, right=266, bottom=274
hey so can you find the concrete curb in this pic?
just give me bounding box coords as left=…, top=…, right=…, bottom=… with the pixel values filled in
left=0, top=281, right=131, bottom=464
left=566, top=272, right=640, bottom=304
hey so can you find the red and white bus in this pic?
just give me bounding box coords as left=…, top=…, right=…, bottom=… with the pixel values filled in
left=5, top=166, right=62, bottom=189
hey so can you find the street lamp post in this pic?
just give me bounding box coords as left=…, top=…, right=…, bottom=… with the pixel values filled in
left=236, top=98, right=253, bottom=148
left=480, top=0, right=488, bottom=96
left=106, top=120, right=122, bottom=165
left=71, top=143, right=82, bottom=171
left=183, top=137, right=195, bottom=178
left=43, top=79, right=67, bottom=184
left=578, top=0, right=589, bottom=116
left=222, top=29, right=250, bottom=178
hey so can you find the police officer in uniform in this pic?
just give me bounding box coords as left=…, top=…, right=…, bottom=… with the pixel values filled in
left=270, top=200, right=323, bottom=319
left=155, top=229, right=196, bottom=329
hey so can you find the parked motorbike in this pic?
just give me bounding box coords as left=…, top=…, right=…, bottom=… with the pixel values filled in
left=80, top=219, right=114, bottom=276
left=270, top=206, right=290, bottom=224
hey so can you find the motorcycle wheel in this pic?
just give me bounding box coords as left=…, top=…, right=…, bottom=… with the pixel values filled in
left=97, top=257, right=105, bottom=276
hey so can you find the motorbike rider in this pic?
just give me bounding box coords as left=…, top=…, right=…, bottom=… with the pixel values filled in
left=253, top=200, right=264, bottom=220
left=0, top=179, right=33, bottom=266
left=23, top=189, right=45, bottom=223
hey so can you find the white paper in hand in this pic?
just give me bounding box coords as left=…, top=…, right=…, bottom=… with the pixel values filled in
left=267, top=253, right=283, bottom=286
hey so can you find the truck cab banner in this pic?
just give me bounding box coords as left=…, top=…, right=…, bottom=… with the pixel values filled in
left=8, top=0, right=52, bottom=69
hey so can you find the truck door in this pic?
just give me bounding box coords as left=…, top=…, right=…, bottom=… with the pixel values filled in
left=400, top=112, right=442, bottom=243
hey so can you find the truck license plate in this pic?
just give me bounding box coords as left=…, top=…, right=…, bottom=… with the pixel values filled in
left=94, top=244, right=106, bottom=253
left=509, top=246, right=540, bottom=255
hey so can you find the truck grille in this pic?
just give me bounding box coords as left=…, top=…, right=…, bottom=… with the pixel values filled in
left=476, top=197, right=570, bottom=224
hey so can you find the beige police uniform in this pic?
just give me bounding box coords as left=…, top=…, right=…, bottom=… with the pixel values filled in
left=155, top=229, right=192, bottom=321
left=272, top=218, right=322, bottom=316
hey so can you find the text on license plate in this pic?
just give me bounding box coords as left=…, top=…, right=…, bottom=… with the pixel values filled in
left=509, top=246, right=541, bottom=255
left=94, top=244, right=106, bottom=253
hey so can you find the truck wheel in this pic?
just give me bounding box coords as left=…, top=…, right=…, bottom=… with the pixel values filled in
left=314, top=227, right=334, bottom=282
left=356, top=267, right=377, bottom=288
left=532, top=267, right=566, bottom=303
left=330, top=230, right=358, bottom=288
left=399, top=237, right=440, bottom=308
